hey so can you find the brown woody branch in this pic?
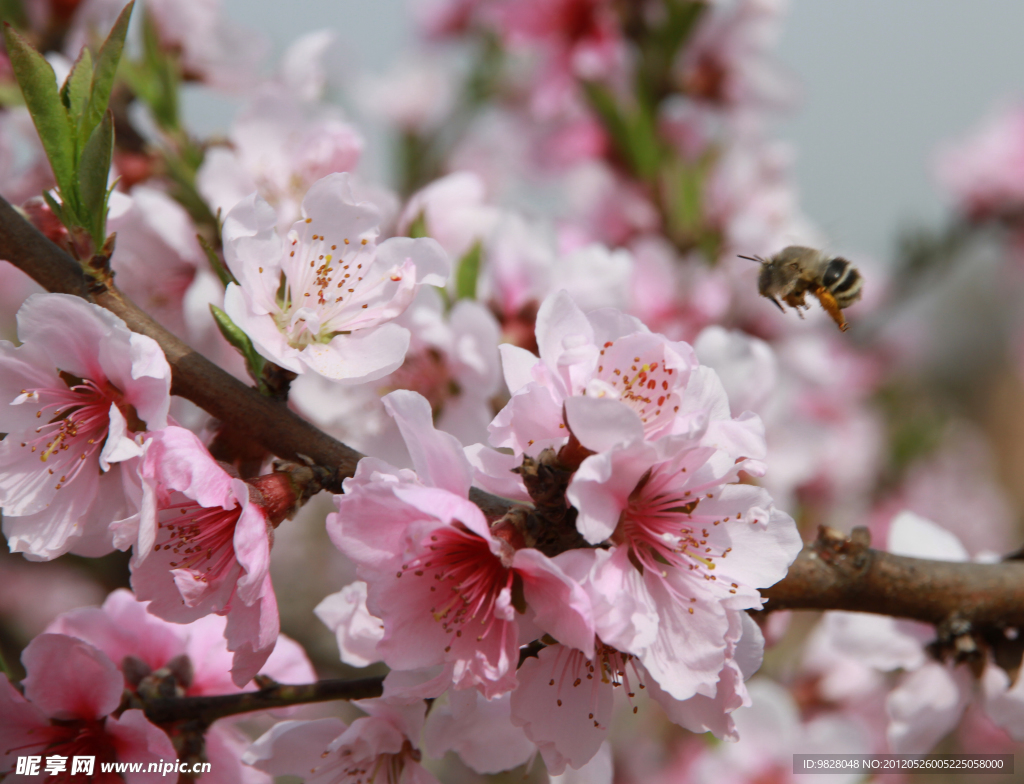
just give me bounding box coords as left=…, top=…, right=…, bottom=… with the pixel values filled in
left=143, top=676, right=384, bottom=725
left=761, top=526, right=1024, bottom=628
left=0, top=196, right=505, bottom=516
left=1, top=197, right=1022, bottom=645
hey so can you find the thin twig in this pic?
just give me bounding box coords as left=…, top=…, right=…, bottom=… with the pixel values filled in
left=143, top=676, right=384, bottom=725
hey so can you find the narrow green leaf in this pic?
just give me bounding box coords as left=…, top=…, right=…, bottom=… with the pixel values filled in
left=61, top=47, right=93, bottom=123
left=81, top=0, right=133, bottom=144
left=209, top=304, right=268, bottom=390
left=77, top=110, right=113, bottom=244
left=197, top=234, right=236, bottom=287
left=42, top=190, right=67, bottom=225
left=407, top=211, right=429, bottom=239
left=3, top=23, right=75, bottom=197
left=0, top=0, right=28, bottom=28
left=455, top=241, right=482, bottom=301
left=138, top=8, right=180, bottom=131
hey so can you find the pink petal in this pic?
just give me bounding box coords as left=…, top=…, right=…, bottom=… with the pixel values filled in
left=232, top=500, right=272, bottom=603
left=302, top=322, right=410, bottom=382
left=106, top=709, right=178, bottom=784
left=498, top=343, right=541, bottom=395
left=423, top=690, right=535, bottom=774
left=202, top=724, right=271, bottom=784
left=637, top=573, right=732, bottom=701
left=886, top=662, right=971, bottom=753
left=243, top=718, right=348, bottom=776
left=488, top=382, right=565, bottom=456
left=563, top=396, right=643, bottom=453
left=314, top=582, right=384, bottom=668
left=300, top=172, right=381, bottom=246
left=223, top=283, right=304, bottom=373
left=0, top=343, right=62, bottom=434
left=464, top=444, right=531, bottom=503
left=887, top=511, right=970, bottom=561
left=375, top=235, right=451, bottom=287
left=222, top=193, right=285, bottom=310
left=142, top=427, right=237, bottom=510
left=0, top=675, right=50, bottom=765
left=225, top=576, right=280, bottom=687
left=646, top=658, right=746, bottom=741
left=511, top=645, right=612, bottom=775
left=17, top=293, right=123, bottom=381
left=45, top=588, right=186, bottom=672
left=514, top=548, right=594, bottom=658
left=382, top=390, right=472, bottom=497
left=21, top=634, right=123, bottom=719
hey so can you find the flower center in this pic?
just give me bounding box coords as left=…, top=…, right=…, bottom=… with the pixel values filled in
left=18, top=378, right=128, bottom=490
left=275, top=230, right=375, bottom=348
left=594, top=340, right=682, bottom=434
left=398, top=525, right=513, bottom=645
left=152, top=498, right=242, bottom=580
left=27, top=719, right=117, bottom=782
left=617, top=463, right=736, bottom=606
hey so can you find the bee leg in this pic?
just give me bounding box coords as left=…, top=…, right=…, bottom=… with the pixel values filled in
left=813, top=286, right=849, bottom=332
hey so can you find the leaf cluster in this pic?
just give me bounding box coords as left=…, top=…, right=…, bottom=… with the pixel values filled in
left=2, top=2, right=133, bottom=257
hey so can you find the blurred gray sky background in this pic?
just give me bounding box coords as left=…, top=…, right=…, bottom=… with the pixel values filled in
left=184, top=0, right=1024, bottom=262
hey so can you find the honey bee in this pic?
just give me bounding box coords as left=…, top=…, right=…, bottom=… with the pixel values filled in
left=740, top=246, right=863, bottom=332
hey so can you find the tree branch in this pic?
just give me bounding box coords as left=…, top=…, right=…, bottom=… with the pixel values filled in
left=1, top=199, right=1022, bottom=634
left=761, top=526, right=1024, bottom=627
left=143, top=676, right=384, bottom=725
left=0, top=195, right=505, bottom=517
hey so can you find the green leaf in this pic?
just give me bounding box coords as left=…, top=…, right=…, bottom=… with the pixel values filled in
left=583, top=81, right=663, bottom=183
left=455, top=240, right=482, bottom=301
left=197, top=233, right=236, bottom=287
left=407, top=210, right=428, bottom=239
left=137, top=8, right=180, bottom=131
left=3, top=23, right=75, bottom=198
left=42, top=190, right=67, bottom=225
left=61, top=47, right=93, bottom=124
left=0, top=0, right=28, bottom=28
left=77, top=110, right=113, bottom=244
left=209, top=304, right=268, bottom=391
left=81, top=0, right=133, bottom=145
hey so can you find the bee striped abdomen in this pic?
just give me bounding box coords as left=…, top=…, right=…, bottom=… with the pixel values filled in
left=822, top=257, right=862, bottom=307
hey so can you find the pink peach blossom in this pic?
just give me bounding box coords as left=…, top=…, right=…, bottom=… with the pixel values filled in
left=197, top=91, right=363, bottom=231
left=128, top=426, right=280, bottom=687
left=0, top=634, right=176, bottom=782
left=46, top=589, right=315, bottom=784
left=221, top=173, right=450, bottom=382
left=328, top=390, right=594, bottom=698
left=935, top=104, right=1024, bottom=219
left=487, top=290, right=765, bottom=462
left=0, top=293, right=170, bottom=560
left=243, top=700, right=439, bottom=784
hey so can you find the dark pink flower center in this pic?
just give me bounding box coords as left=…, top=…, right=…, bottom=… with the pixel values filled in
left=18, top=379, right=127, bottom=491
left=15, top=718, right=119, bottom=784
left=618, top=464, right=734, bottom=605
left=152, top=498, right=242, bottom=581
left=398, top=525, right=513, bottom=646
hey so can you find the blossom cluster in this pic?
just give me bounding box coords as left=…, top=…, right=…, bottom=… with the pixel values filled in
left=1, top=0, right=1023, bottom=781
